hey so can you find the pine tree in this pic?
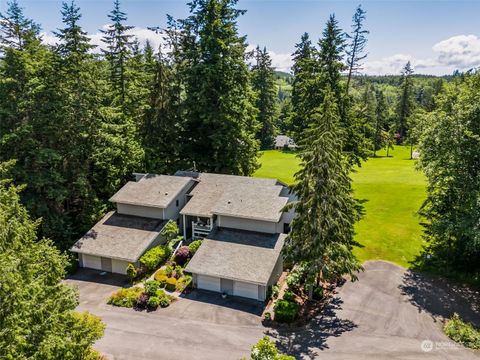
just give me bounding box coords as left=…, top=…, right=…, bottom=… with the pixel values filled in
left=251, top=46, right=277, bottom=149
left=0, top=163, right=105, bottom=358
left=396, top=61, right=414, bottom=141
left=345, top=5, right=368, bottom=95
left=0, top=0, right=40, bottom=50
left=177, top=0, right=259, bottom=175
left=285, top=90, right=362, bottom=289
left=373, top=89, right=388, bottom=156
left=101, top=0, right=133, bottom=103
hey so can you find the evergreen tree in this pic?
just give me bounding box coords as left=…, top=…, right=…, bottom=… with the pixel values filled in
left=345, top=5, right=368, bottom=95
left=290, top=32, right=315, bottom=140
left=0, top=0, right=40, bottom=50
left=251, top=46, right=277, bottom=149
left=0, top=163, right=105, bottom=359
left=177, top=0, right=259, bottom=175
left=396, top=61, right=414, bottom=141
left=373, top=89, right=388, bottom=156
left=285, top=90, right=362, bottom=290
left=101, top=0, right=133, bottom=103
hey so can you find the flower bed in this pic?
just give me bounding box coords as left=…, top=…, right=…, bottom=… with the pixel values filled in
left=107, top=281, right=175, bottom=311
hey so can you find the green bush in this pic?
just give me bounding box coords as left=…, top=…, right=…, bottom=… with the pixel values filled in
left=147, top=296, right=160, bottom=310
left=188, top=240, right=203, bottom=255
left=249, top=336, right=295, bottom=360
left=139, top=245, right=170, bottom=271
left=107, top=287, right=143, bottom=308
left=274, top=300, right=299, bottom=323
left=165, top=265, right=174, bottom=277
left=165, top=277, right=177, bottom=292
left=174, top=265, right=184, bottom=279
left=155, top=289, right=171, bottom=307
left=283, top=291, right=296, bottom=302
left=444, top=313, right=480, bottom=349
left=144, top=280, right=161, bottom=296
left=126, top=263, right=137, bottom=281
left=176, top=275, right=192, bottom=292
left=313, top=287, right=324, bottom=300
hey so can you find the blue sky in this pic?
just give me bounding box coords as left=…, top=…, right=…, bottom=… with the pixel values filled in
left=3, top=0, right=480, bottom=75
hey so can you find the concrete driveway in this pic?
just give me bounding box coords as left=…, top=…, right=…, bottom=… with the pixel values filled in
left=66, top=262, right=479, bottom=360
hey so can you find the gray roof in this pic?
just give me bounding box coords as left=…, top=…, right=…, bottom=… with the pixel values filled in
left=71, top=211, right=167, bottom=262
left=109, top=174, right=193, bottom=208
left=275, top=135, right=297, bottom=148
left=185, top=228, right=286, bottom=285
left=179, top=173, right=287, bottom=221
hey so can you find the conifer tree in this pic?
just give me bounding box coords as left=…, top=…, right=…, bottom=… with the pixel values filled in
left=396, top=61, right=414, bottom=141
left=0, top=0, right=40, bottom=50
left=177, top=0, right=259, bottom=175
left=373, top=89, right=388, bottom=156
left=251, top=46, right=277, bottom=149
left=345, top=5, right=368, bottom=95
left=101, top=0, right=133, bottom=103
left=285, top=90, right=362, bottom=289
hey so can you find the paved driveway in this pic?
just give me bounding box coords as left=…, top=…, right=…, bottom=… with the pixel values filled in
left=66, top=262, right=479, bottom=360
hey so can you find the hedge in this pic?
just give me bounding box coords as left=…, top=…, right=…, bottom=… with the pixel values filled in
left=274, top=299, right=299, bottom=323
left=139, top=245, right=170, bottom=270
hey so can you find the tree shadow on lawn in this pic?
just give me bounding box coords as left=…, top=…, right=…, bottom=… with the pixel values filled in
left=265, top=297, right=357, bottom=359
left=399, top=269, right=480, bottom=327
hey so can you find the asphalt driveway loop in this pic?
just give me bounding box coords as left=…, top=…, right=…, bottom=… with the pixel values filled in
left=67, top=261, right=480, bottom=360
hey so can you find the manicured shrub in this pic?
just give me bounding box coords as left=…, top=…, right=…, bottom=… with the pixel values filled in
left=283, top=291, right=296, bottom=302
left=274, top=299, right=299, bottom=323
left=271, top=285, right=279, bottom=299
left=264, top=312, right=271, bottom=320
left=144, top=280, right=161, bottom=296
left=107, top=287, right=143, bottom=308
left=444, top=313, right=480, bottom=349
left=135, top=293, right=149, bottom=309
left=156, top=275, right=168, bottom=286
left=173, top=265, right=184, bottom=279
left=165, top=277, right=177, bottom=292
left=139, top=245, right=170, bottom=271
left=313, top=287, right=324, bottom=300
left=176, top=275, right=192, bottom=292
left=249, top=336, right=295, bottom=360
left=159, top=295, right=171, bottom=308
left=126, top=263, right=137, bottom=281
left=147, top=296, right=160, bottom=310
left=165, top=265, right=174, bottom=277
left=174, top=246, right=190, bottom=266
left=188, top=240, right=202, bottom=255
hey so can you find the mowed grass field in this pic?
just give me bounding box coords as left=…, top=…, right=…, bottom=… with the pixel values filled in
left=254, top=146, right=427, bottom=268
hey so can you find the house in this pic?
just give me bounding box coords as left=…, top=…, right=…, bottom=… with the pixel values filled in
left=72, top=171, right=295, bottom=301
left=71, top=174, right=196, bottom=274
left=175, top=171, right=295, bottom=301
left=274, top=135, right=297, bottom=150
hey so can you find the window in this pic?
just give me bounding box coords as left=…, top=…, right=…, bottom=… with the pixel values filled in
left=283, top=223, right=291, bottom=234
left=176, top=199, right=179, bottom=207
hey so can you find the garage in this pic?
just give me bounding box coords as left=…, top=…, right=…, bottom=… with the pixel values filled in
left=112, top=259, right=129, bottom=275
left=82, top=254, right=102, bottom=270
left=233, top=281, right=259, bottom=300
left=197, top=274, right=221, bottom=292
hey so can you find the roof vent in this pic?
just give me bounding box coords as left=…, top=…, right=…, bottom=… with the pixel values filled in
left=227, top=200, right=231, bottom=204
left=165, top=192, right=169, bottom=196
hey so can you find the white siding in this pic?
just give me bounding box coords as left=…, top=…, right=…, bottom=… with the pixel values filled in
left=164, top=184, right=194, bottom=220
left=82, top=254, right=102, bottom=270
left=233, top=281, right=259, bottom=300
left=112, top=259, right=129, bottom=275
left=218, top=215, right=276, bottom=234
left=197, top=275, right=221, bottom=292
left=116, top=203, right=164, bottom=219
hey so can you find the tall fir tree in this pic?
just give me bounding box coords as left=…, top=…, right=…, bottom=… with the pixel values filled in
left=101, top=0, right=133, bottom=103
left=373, top=89, right=388, bottom=156
left=285, top=90, right=362, bottom=289
left=396, top=61, right=414, bottom=141
left=177, top=0, right=259, bottom=175
left=345, top=5, right=368, bottom=95
left=251, top=46, right=277, bottom=149
left=0, top=0, right=40, bottom=50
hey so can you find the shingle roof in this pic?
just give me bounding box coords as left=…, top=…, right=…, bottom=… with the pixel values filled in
left=109, top=174, right=193, bottom=208
left=71, top=211, right=167, bottom=262
left=185, top=228, right=286, bottom=285
left=179, top=173, right=287, bottom=221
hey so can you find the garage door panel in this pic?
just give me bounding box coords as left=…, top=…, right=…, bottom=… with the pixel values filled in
left=233, top=281, right=259, bottom=300
left=112, top=259, right=128, bottom=274
left=82, top=254, right=102, bottom=270
left=197, top=275, right=221, bottom=292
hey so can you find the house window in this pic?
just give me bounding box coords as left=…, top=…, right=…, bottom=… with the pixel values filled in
left=176, top=199, right=179, bottom=207
left=283, top=223, right=291, bottom=234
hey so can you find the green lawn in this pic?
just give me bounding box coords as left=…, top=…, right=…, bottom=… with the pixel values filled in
left=254, top=146, right=427, bottom=268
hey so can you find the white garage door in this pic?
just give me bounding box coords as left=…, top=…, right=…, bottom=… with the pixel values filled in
left=233, top=281, right=259, bottom=300
left=82, top=254, right=102, bottom=270
left=112, top=259, right=129, bottom=275
left=197, top=275, right=221, bottom=292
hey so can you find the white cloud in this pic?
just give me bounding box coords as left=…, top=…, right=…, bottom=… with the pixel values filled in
left=41, top=25, right=166, bottom=53
left=247, top=45, right=292, bottom=73
left=432, top=34, right=480, bottom=69
left=363, top=53, right=438, bottom=75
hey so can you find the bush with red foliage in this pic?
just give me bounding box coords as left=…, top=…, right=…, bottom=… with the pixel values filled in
left=174, top=246, right=190, bottom=266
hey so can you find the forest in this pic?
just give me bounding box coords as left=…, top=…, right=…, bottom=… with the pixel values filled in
left=0, top=0, right=479, bottom=358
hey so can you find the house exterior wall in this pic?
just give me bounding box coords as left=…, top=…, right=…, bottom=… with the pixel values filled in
left=116, top=203, right=164, bottom=219
left=217, top=215, right=276, bottom=234
left=164, top=183, right=195, bottom=221
left=112, top=259, right=129, bottom=274
left=268, top=255, right=284, bottom=286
